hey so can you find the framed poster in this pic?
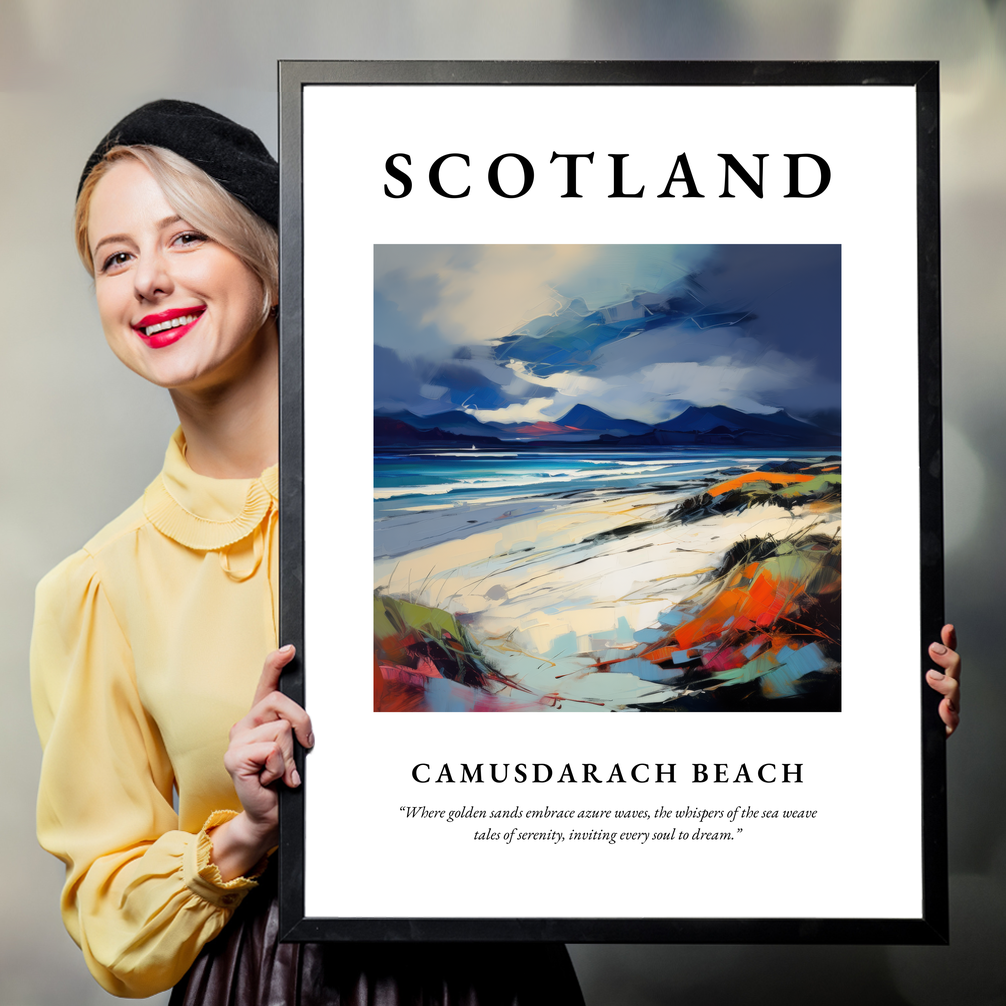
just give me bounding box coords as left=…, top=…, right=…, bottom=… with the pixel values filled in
left=277, top=61, right=946, bottom=943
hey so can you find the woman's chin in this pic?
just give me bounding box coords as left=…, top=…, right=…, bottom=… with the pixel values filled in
left=122, top=353, right=219, bottom=393
left=110, top=322, right=273, bottom=395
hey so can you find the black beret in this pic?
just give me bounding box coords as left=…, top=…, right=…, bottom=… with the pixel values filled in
left=78, top=99, right=278, bottom=228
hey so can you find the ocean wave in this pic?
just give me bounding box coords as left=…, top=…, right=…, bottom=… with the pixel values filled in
left=373, top=462, right=693, bottom=500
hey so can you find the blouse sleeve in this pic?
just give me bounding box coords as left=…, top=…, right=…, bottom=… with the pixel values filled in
left=31, top=549, right=262, bottom=998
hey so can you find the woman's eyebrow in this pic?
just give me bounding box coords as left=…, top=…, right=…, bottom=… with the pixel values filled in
left=92, top=232, right=133, bottom=256
left=92, top=216, right=185, bottom=257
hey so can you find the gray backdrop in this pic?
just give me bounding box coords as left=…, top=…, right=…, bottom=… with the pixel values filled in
left=2, top=2, right=1003, bottom=1003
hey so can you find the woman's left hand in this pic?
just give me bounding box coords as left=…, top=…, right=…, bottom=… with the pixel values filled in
left=926, top=624, right=961, bottom=737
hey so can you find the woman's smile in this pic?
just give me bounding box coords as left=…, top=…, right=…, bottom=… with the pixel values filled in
left=133, top=305, right=207, bottom=347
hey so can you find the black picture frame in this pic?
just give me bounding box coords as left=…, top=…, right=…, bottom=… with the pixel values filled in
left=277, top=60, right=945, bottom=944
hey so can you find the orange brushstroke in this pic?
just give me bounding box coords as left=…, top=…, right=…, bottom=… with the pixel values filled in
left=643, top=645, right=680, bottom=664
left=708, top=471, right=815, bottom=497
left=672, top=568, right=806, bottom=649
left=807, top=499, right=840, bottom=513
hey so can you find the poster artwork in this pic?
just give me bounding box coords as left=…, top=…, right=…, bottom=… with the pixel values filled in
left=374, top=243, right=842, bottom=713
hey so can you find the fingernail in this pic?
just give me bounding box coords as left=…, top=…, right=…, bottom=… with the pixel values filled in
left=306, top=732, right=315, bottom=748
left=928, top=670, right=944, bottom=679
left=280, top=644, right=295, bottom=654
left=292, top=768, right=301, bottom=787
left=931, top=643, right=947, bottom=655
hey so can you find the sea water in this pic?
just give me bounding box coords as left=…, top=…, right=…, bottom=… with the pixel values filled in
left=374, top=446, right=835, bottom=559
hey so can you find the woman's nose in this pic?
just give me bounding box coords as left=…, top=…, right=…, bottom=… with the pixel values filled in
left=133, top=249, right=173, bottom=302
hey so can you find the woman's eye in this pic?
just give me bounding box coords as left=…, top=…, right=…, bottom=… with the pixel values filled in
left=101, top=251, right=132, bottom=273
left=173, top=231, right=207, bottom=248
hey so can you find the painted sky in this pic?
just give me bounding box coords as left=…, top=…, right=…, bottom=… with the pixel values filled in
left=374, top=245, right=840, bottom=428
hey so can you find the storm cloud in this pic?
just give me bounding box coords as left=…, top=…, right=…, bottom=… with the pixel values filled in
left=374, top=244, right=840, bottom=426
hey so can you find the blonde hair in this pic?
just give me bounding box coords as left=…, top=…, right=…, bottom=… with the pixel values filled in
left=75, top=145, right=278, bottom=322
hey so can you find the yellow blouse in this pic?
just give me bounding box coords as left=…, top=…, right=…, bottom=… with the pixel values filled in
left=31, top=428, right=279, bottom=998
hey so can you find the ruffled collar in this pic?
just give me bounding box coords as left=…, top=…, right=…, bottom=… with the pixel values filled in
left=143, top=428, right=278, bottom=551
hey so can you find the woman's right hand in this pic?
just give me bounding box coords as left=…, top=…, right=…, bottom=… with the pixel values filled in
left=926, top=624, right=961, bottom=737
left=209, top=645, right=314, bottom=881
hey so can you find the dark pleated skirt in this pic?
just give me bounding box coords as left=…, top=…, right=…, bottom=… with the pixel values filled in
left=169, top=869, right=584, bottom=1006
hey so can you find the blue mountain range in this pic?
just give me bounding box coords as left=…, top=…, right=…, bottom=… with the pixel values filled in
left=375, top=404, right=839, bottom=448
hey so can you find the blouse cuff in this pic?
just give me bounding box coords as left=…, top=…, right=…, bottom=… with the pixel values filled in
left=183, top=810, right=269, bottom=909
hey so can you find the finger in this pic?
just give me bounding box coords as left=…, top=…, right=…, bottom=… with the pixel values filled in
left=941, top=623, right=957, bottom=652
left=233, top=720, right=301, bottom=788
left=224, top=739, right=287, bottom=786
left=245, top=690, right=314, bottom=749
left=926, top=670, right=961, bottom=738
left=926, top=669, right=960, bottom=705
left=928, top=641, right=961, bottom=680
left=252, top=645, right=296, bottom=707
left=939, top=697, right=960, bottom=737
left=258, top=742, right=287, bottom=787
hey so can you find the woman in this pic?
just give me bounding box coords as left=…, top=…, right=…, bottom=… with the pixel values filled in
left=31, top=100, right=586, bottom=1003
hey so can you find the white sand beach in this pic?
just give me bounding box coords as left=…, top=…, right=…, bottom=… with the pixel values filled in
left=374, top=486, right=841, bottom=710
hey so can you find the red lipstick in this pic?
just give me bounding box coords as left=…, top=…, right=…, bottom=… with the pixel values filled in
left=132, top=306, right=205, bottom=349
